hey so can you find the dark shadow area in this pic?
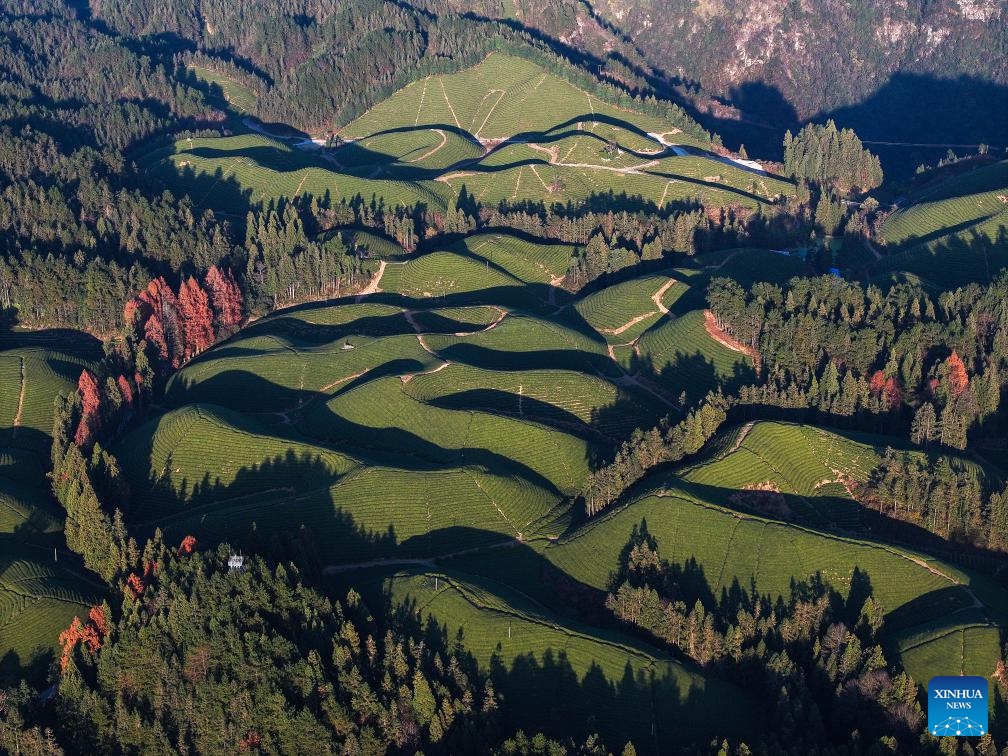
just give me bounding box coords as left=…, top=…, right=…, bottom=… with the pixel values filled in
left=820, top=73, right=1008, bottom=180
left=871, top=225, right=1008, bottom=290
left=333, top=535, right=759, bottom=750
left=0, top=647, right=55, bottom=689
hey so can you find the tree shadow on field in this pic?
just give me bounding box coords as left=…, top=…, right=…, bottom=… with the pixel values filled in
left=871, top=226, right=1008, bottom=291
left=337, top=535, right=758, bottom=751
left=0, top=647, right=55, bottom=689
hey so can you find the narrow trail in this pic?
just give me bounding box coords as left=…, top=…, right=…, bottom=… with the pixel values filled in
left=320, top=539, right=518, bottom=576
left=355, top=260, right=386, bottom=301
left=548, top=274, right=565, bottom=306
left=601, top=311, right=657, bottom=337
left=320, top=370, right=368, bottom=392
left=474, top=89, right=506, bottom=139
left=529, top=164, right=551, bottom=190
left=11, top=357, right=25, bottom=437
left=408, top=129, right=447, bottom=163
left=728, top=422, right=754, bottom=455
left=438, top=78, right=461, bottom=129
left=863, top=238, right=883, bottom=261
left=528, top=143, right=559, bottom=164
left=557, top=159, right=659, bottom=174
left=466, top=306, right=508, bottom=335
left=415, top=78, right=428, bottom=126
left=197, top=157, right=245, bottom=205
left=657, top=180, right=677, bottom=208
left=707, top=249, right=741, bottom=271
left=293, top=170, right=311, bottom=197
left=512, top=166, right=524, bottom=199
left=436, top=170, right=475, bottom=184
left=651, top=278, right=677, bottom=314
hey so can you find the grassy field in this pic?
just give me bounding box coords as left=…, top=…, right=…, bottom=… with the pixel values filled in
left=574, top=274, right=679, bottom=343
left=116, top=243, right=1008, bottom=739
left=145, top=54, right=794, bottom=215
left=188, top=66, right=258, bottom=113
left=876, top=160, right=1008, bottom=287
left=0, top=331, right=104, bottom=684
left=635, top=308, right=756, bottom=403
left=343, top=566, right=755, bottom=747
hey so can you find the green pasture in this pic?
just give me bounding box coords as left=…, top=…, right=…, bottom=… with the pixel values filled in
left=634, top=308, right=756, bottom=403
left=188, top=66, right=258, bottom=113
left=346, top=566, right=756, bottom=747
left=574, top=274, right=679, bottom=343
left=0, top=332, right=103, bottom=684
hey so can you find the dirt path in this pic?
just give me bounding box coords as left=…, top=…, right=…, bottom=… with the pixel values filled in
left=354, top=261, right=386, bottom=301
left=468, top=306, right=508, bottom=335
left=703, top=310, right=761, bottom=374
left=601, top=311, right=658, bottom=337
left=529, top=164, right=551, bottom=190
left=321, top=538, right=518, bottom=575
left=293, top=170, right=311, bottom=197
left=726, top=422, right=754, bottom=456
left=651, top=278, right=677, bottom=314
left=11, top=357, right=25, bottom=437
left=436, top=171, right=475, bottom=184
left=401, top=359, right=450, bottom=384
left=197, top=157, right=245, bottom=205
left=415, top=79, right=428, bottom=126
left=557, top=159, right=659, bottom=175
left=438, top=78, right=461, bottom=129
left=474, top=89, right=506, bottom=138
left=320, top=370, right=368, bottom=392
left=863, top=238, right=883, bottom=261
left=408, top=129, right=447, bottom=163
left=707, top=249, right=741, bottom=271
left=512, top=166, right=524, bottom=199
left=529, top=143, right=559, bottom=164
left=657, top=180, right=677, bottom=208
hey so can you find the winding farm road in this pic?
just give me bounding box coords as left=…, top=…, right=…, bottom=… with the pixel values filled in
left=355, top=260, right=386, bottom=301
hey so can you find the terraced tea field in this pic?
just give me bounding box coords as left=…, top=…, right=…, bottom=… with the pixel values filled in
left=876, top=159, right=1008, bottom=286
left=545, top=480, right=986, bottom=686
left=0, top=331, right=104, bottom=684
left=142, top=54, right=795, bottom=215
left=343, top=566, right=755, bottom=748
left=112, top=235, right=1008, bottom=742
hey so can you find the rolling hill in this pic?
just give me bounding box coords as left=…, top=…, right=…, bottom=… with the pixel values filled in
left=140, top=54, right=795, bottom=216
left=0, top=330, right=105, bottom=685
left=107, top=235, right=1008, bottom=747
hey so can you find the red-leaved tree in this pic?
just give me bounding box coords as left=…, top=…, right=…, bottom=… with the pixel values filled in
left=178, top=277, right=215, bottom=360
left=946, top=351, right=969, bottom=398
left=205, top=265, right=244, bottom=331
left=74, top=369, right=102, bottom=448
left=178, top=534, right=197, bottom=556
left=116, top=374, right=134, bottom=410
left=136, top=278, right=183, bottom=367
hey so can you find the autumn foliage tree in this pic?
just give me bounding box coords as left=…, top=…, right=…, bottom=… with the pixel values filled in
left=124, top=268, right=242, bottom=375
left=58, top=604, right=109, bottom=672
left=178, top=277, right=215, bottom=360
left=74, top=370, right=101, bottom=448
left=945, top=351, right=970, bottom=398
left=205, top=265, right=244, bottom=332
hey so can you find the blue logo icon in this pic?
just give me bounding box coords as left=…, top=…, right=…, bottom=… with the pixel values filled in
left=928, top=676, right=988, bottom=737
